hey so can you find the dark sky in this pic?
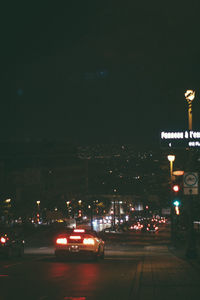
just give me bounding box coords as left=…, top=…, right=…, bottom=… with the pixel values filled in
left=1, top=1, right=200, bottom=146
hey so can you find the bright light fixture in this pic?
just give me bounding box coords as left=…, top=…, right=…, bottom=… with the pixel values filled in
left=167, top=155, right=175, bottom=162
left=185, top=90, right=195, bottom=101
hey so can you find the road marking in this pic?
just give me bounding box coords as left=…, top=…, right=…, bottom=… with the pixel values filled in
left=129, top=260, right=143, bottom=299
left=105, top=257, right=139, bottom=261
left=64, top=298, right=86, bottom=300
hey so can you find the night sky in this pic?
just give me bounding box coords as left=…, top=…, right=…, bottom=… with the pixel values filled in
left=1, top=1, right=200, bottom=146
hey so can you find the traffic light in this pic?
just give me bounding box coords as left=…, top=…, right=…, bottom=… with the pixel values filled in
left=172, top=184, right=180, bottom=192
left=172, top=184, right=181, bottom=215
left=173, top=200, right=180, bottom=207
left=173, top=200, right=181, bottom=215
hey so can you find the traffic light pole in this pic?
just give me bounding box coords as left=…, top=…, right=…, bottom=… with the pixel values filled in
left=184, top=150, right=198, bottom=259
left=171, top=184, right=180, bottom=244
left=170, top=200, right=176, bottom=244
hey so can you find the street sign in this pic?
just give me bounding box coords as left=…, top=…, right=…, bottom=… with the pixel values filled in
left=184, top=172, right=198, bottom=187
left=183, top=172, right=198, bottom=195
left=160, top=130, right=200, bottom=149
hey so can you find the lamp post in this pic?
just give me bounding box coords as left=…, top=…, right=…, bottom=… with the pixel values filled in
left=4, top=199, right=11, bottom=223
left=167, top=155, right=175, bottom=182
left=185, top=89, right=195, bottom=130
left=113, top=189, right=117, bottom=231
left=36, top=200, right=40, bottom=209
left=88, top=204, right=93, bottom=231
left=167, top=155, right=176, bottom=243
left=184, top=89, right=197, bottom=258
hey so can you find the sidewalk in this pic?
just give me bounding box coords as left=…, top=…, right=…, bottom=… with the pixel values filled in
left=168, top=239, right=200, bottom=272
left=134, top=244, right=200, bottom=300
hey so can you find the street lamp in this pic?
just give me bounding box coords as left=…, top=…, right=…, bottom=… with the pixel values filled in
left=167, top=155, right=175, bottom=182
left=5, top=198, right=11, bottom=203
left=184, top=90, right=198, bottom=258
left=36, top=201, right=40, bottom=209
left=88, top=204, right=93, bottom=231
left=66, top=201, right=70, bottom=207
left=167, top=155, right=176, bottom=243
left=185, top=89, right=195, bottom=130
left=113, top=189, right=117, bottom=230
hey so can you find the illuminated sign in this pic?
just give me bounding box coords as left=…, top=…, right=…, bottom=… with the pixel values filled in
left=160, top=131, right=200, bottom=148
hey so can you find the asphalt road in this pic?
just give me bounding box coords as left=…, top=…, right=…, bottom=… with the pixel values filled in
left=0, top=224, right=185, bottom=300
left=0, top=255, right=141, bottom=300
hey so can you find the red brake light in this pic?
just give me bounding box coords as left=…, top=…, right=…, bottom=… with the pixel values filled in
left=73, top=229, right=85, bottom=233
left=69, top=236, right=81, bottom=240
left=0, top=237, right=6, bottom=244
left=83, top=238, right=95, bottom=245
left=56, top=238, right=67, bottom=245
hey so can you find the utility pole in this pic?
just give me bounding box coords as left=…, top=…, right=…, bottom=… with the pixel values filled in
left=167, top=155, right=176, bottom=243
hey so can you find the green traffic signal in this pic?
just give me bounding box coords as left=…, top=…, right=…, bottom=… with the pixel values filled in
left=173, top=200, right=180, bottom=207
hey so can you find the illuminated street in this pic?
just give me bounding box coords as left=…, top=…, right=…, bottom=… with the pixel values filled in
left=0, top=224, right=200, bottom=300
left=1, top=3, right=200, bottom=299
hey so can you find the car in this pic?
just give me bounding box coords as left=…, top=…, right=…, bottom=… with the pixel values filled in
left=0, top=227, right=25, bottom=258
left=102, top=226, right=116, bottom=233
left=55, top=228, right=105, bottom=260
left=129, top=222, right=144, bottom=231
left=142, top=223, right=158, bottom=233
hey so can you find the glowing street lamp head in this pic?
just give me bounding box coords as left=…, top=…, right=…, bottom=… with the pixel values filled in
left=167, top=155, right=175, bottom=162
left=5, top=198, right=11, bottom=203
left=185, top=90, right=195, bottom=102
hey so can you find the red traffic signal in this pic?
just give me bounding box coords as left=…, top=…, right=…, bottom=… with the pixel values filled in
left=172, top=185, right=180, bottom=192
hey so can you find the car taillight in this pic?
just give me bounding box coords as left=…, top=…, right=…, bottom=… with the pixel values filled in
left=69, top=236, right=81, bottom=240
left=83, top=238, right=95, bottom=245
left=0, top=237, right=6, bottom=244
left=56, top=238, right=67, bottom=245
left=73, top=229, right=85, bottom=233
